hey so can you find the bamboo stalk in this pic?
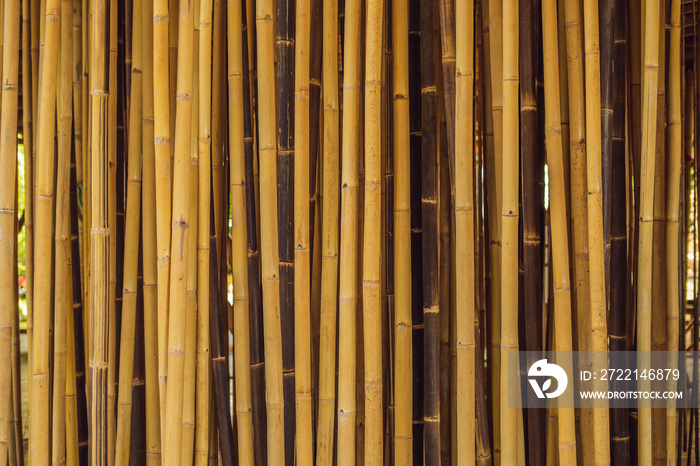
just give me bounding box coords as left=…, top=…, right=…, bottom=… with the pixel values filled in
left=114, top=0, right=143, bottom=460
left=195, top=0, right=213, bottom=464
left=0, top=0, right=20, bottom=460
left=161, top=0, right=194, bottom=460
left=636, top=0, right=661, bottom=463
left=153, top=0, right=172, bottom=425
left=665, top=0, right=681, bottom=463
left=600, top=0, right=614, bottom=292
left=293, top=0, right=314, bottom=460
left=227, top=0, right=255, bottom=462
left=315, top=0, right=340, bottom=459
left=454, top=0, right=476, bottom=462
left=141, top=0, right=162, bottom=462
left=500, top=0, right=519, bottom=463
left=337, top=0, right=362, bottom=461
left=31, top=0, right=61, bottom=460
left=363, top=0, right=385, bottom=461
left=437, top=0, right=455, bottom=187
left=255, top=0, right=287, bottom=462
left=392, top=0, right=412, bottom=460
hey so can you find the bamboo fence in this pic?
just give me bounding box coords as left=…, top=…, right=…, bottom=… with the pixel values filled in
left=2, top=0, right=700, bottom=464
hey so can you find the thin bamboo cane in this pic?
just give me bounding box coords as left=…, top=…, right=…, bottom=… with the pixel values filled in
left=454, top=0, right=476, bottom=463
left=392, top=0, right=412, bottom=460
left=541, top=1, right=578, bottom=463
left=0, top=0, right=20, bottom=460
left=275, top=0, right=297, bottom=458
left=600, top=0, right=614, bottom=292
left=256, top=0, right=286, bottom=462
left=66, top=240, right=80, bottom=466
left=153, top=0, right=172, bottom=425
left=437, top=0, right=455, bottom=186
left=169, top=0, right=177, bottom=155
left=10, top=212, right=22, bottom=466
left=31, top=0, right=61, bottom=460
left=293, top=0, right=314, bottom=460
left=130, top=271, right=147, bottom=465
left=161, top=0, right=194, bottom=460
left=609, top=0, right=630, bottom=463
left=518, top=0, right=544, bottom=461
left=315, top=0, right=340, bottom=460
left=87, top=0, right=110, bottom=462
left=195, top=0, right=213, bottom=464
left=114, top=0, right=143, bottom=460
left=52, top=0, right=74, bottom=460
left=582, top=1, right=611, bottom=462
left=227, top=0, right=254, bottom=462
left=636, top=0, right=661, bottom=463
left=141, top=0, right=162, bottom=462
left=336, top=0, right=361, bottom=462
left=240, top=0, right=268, bottom=458
left=363, top=0, right=385, bottom=461
left=500, top=0, right=519, bottom=463
left=665, top=0, right=681, bottom=462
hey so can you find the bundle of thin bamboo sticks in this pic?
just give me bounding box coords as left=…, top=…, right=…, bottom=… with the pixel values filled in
left=1, top=0, right=699, bottom=464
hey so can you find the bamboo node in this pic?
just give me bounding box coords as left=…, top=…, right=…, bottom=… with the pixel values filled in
left=421, top=86, right=437, bottom=95
left=176, top=92, right=193, bottom=102
left=168, top=348, right=185, bottom=357
left=153, top=14, right=168, bottom=22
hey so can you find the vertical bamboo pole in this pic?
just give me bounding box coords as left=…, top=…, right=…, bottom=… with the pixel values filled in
left=454, top=0, right=476, bottom=462
left=32, top=0, right=60, bottom=461
left=609, top=0, right=629, bottom=463
left=665, top=0, right=681, bottom=462
left=364, top=0, right=385, bottom=461
left=87, top=0, right=110, bottom=462
left=315, top=0, right=340, bottom=459
left=636, top=0, right=660, bottom=463
left=294, top=0, right=314, bottom=461
left=337, top=0, right=361, bottom=462
left=52, top=0, right=74, bottom=460
left=153, top=0, right=172, bottom=426
left=582, top=1, right=611, bottom=462
left=500, top=0, right=519, bottom=463
left=438, top=0, right=455, bottom=183
left=195, top=0, right=213, bottom=464
left=141, top=0, right=162, bottom=462
left=114, top=0, right=143, bottom=460
left=392, top=0, right=412, bottom=460
left=600, top=0, right=614, bottom=286
left=0, top=0, right=20, bottom=461
left=228, top=0, right=255, bottom=462
left=161, top=0, right=194, bottom=461
left=256, top=0, right=286, bottom=462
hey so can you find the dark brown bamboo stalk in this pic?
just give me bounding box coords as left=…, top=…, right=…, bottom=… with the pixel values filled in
left=130, top=257, right=146, bottom=465
left=609, top=0, right=629, bottom=463
left=600, top=0, right=614, bottom=293
left=420, top=0, right=440, bottom=462
left=438, top=0, right=456, bottom=186
left=518, top=0, right=544, bottom=462
left=409, top=0, right=424, bottom=457
left=276, top=1, right=296, bottom=461
left=241, top=0, right=267, bottom=459
left=70, top=132, right=89, bottom=466
left=208, top=185, right=236, bottom=466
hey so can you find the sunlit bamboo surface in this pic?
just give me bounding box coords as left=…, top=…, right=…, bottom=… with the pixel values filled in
left=4, top=0, right=700, bottom=464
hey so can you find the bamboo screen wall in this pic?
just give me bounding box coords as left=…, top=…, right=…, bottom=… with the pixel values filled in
left=0, top=0, right=699, bottom=464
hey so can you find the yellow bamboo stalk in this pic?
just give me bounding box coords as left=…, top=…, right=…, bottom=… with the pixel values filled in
left=162, top=0, right=194, bottom=461
left=87, top=0, right=110, bottom=462
left=227, top=0, right=254, bottom=462
left=665, top=0, right=681, bottom=463
left=114, top=1, right=143, bottom=461
left=31, top=0, right=60, bottom=460
left=0, top=0, right=20, bottom=461
left=500, top=1, right=519, bottom=463
left=337, top=0, right=362, bottom=462
left=294, top=0, right=314, bottom=461
left=392, top=0, right=412, bottom=461
left=636, top=0, right=660, bottom=464
left=363, top=0, right=385, bottom=461
left=454, top=0, right=476, bottom=463
left=195, top=0, right=213, bottom=464
left=316, top=0, right=340, bottom=460
left=255, top=0, right=286, bottom=462
left=154, top=0, right=173, bottom=427
left=541, top=0, right=577, bottom=462
left=66, top=282, right=80, bottom=466
left=141, top=0, right=162, bottom=462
